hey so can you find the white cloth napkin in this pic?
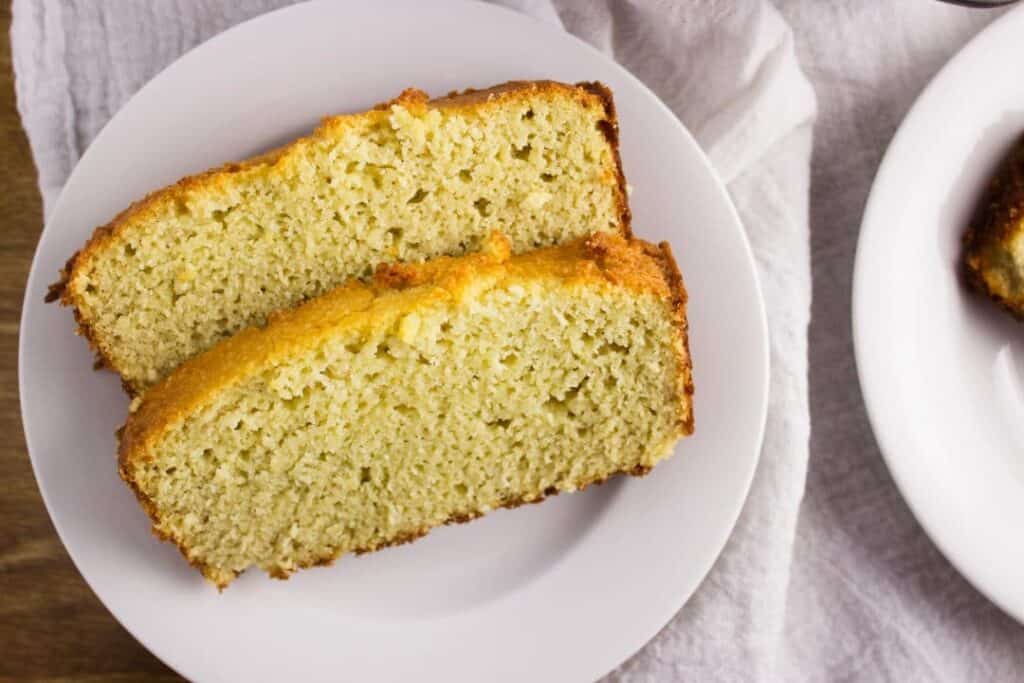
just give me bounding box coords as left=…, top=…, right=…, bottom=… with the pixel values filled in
left=12, top=0, right=816, bottom=679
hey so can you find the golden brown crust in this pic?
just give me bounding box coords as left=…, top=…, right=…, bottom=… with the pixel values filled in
left=963, top=134, right=1024, bottom=319
left=49, top=79, right=630, bottom=395
left=45, top=251, right=122, bottom=376
left=654, top=242, right=695, bottom=435
left=572, top=233, right=692, bottom=435
left=576, top=81, right=632, bottom=239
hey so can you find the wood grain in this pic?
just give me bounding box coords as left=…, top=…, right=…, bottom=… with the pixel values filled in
left=0, top=5, right=181, bottom=681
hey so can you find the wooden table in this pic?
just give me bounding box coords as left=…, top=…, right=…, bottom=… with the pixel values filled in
left=0, top=6, right=180, bottom=681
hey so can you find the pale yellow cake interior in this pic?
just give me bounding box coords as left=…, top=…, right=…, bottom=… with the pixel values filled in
left=70, top=87, right=622, bottom=391
left=123, top=255, right=686, bottom=587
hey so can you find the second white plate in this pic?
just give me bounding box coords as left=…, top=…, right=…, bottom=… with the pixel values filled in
left=855, top=5, right=1024, bottom=626
left=19, top=1, right=769, bottom=680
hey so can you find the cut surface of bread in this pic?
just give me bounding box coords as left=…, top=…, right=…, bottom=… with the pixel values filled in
left=118, top=232, right=692, bottom=588
left=52, top=80, right=629, bottom=393
left=964, top=134, right=1024, bottom=319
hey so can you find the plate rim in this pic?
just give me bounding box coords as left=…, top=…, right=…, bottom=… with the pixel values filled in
left=852, top=2, right=1024, bottom=625
left=18, top=0, right=771, bottom=679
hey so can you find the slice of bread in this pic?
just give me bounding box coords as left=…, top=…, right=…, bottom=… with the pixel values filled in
left=50, top=80, right=630, bottom=393
left=118, top=232, right=692, bottom=588
left=964, top=134, right=1024, bottom=319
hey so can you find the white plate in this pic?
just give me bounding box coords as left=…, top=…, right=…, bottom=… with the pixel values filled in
left=854, top=6, right=1024, bottom=625
left=18, top=1, right=768, bottom=680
